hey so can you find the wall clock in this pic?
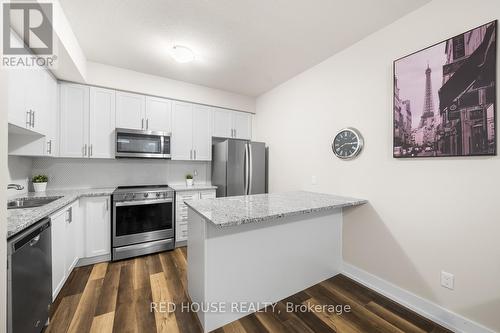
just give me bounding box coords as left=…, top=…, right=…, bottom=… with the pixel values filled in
left=332, top=128, right=364, bottom=159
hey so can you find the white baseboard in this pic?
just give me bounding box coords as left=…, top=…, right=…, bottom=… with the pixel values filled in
left=76, top=254, right=111, bottom=267
left=342, top=263, right=496, bottom=333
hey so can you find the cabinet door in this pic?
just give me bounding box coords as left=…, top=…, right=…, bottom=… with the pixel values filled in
left=59, top=83, right=89, bottom=158
left=28, top=68, right=48, bottom=135
left=83, top=196, right=111, bottom=257
left=233, top=112, right=252, bottom=140
left=145, top=96, right=172, bottom=132
left=46, top=74, right=58, bottom=156
left=89, top=87, right=116, bottom=158
left=171, top=101, right=193, bottom=160
left=7, top=73, right=58, bottom=157
left=7, top=68, right=28, bottom=129
left=65, top=203, right=79, bottom=276
left=213, top=108, right=232, bottom=138
left=192, top=105, right=212, bottom=161
left=50, top=210, right=66, bottom=299
left=115, top=91, right=145, bottom=130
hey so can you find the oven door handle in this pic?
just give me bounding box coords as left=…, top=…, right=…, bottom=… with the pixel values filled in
left=115, top=198, right=173, bottom=207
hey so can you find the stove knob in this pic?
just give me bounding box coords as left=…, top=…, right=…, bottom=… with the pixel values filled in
left=144, top=193, right=149, bottom=198
left=156, top=192, right=161, bottom=198
left=131, top=194, right=136, bottom=199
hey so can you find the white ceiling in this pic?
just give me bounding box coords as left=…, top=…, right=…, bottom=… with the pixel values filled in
left=59, top=0, right=430, bottom=97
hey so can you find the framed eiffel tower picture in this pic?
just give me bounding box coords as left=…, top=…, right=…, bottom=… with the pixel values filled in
left=393, top=20, right=496, bottom=158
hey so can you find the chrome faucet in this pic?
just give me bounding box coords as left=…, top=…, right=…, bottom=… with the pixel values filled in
left=7, top=184, right=24, bottom=190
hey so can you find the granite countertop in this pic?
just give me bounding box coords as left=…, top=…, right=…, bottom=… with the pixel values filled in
left=7, top=187, right=116, bottom=239
left=184, top=191, right=367, bottom=228
left=169, top=183, right=217, bottom=191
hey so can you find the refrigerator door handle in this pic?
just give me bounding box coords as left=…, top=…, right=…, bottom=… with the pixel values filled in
left=248, top=142, right=253, bottom=194
left=244, top=143, right=249, bottom=195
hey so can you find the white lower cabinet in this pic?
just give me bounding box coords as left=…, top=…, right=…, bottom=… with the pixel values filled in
left=50, top=196, right=111, bottom=299
left=81, top=196, right=111, bottom=257
left=50, top=200, right=81, bottom=299
left=175, top=189, right=216, bottom=243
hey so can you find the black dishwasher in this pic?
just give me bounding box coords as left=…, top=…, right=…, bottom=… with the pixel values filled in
left=7, top=218, right=52, bottom=333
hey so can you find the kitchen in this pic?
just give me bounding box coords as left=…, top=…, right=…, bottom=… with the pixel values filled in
left=2, top=1, right=500, bottom=333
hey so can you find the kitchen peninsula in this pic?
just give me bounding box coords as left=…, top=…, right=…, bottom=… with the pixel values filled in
left=185, top=191, right=367, bottom=332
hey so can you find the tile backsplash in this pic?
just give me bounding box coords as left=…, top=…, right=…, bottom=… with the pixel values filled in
left=31, top=157, right=211, bottom=189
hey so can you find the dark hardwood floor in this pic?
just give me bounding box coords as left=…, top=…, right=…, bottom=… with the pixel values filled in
left=45, top=247, right=452, bottom=333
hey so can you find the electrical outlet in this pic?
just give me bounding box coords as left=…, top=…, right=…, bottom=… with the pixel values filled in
left=311, top=175, right=317, bottom=185
left=441, top=271, right=455, bottom=290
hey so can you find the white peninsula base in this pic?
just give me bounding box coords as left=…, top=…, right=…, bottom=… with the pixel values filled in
left=187, top=208, right=343, bottom=332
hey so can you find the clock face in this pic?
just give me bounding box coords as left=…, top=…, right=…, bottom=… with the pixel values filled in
left=332, top=128, right=363, bottom=159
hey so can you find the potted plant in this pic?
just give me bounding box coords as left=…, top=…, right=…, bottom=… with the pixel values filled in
left=32, top=175, right=48, bottom=192
left=185, top=174, right=194, bottom=187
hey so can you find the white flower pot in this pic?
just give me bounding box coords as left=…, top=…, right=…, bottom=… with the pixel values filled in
left=186, top=179, right=194, bottom=187
left=33, top=182, right=47, bottom=192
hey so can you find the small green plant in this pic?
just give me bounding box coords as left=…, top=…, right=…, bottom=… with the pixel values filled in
left=32, top=175, right=48, bottom=183
left=185, top=174, right=193, bottom=180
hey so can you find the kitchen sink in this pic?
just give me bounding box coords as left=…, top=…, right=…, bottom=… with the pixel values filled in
left=7, top=196, right=63, bottom=209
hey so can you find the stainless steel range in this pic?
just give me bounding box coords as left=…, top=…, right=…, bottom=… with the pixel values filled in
left=112, top=185, right=175, bottom=261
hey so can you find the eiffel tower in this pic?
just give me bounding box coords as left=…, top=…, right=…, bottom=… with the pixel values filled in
left=419, top=63, right=435, bottom=128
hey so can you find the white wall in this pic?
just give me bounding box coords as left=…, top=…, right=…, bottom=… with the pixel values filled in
left=80, top=61, right=255, bottom=113
left=31, top=158, right=210, bottom=189
left=254, top=0, right=500, bottom=331
left=7, top=156, right=31, bottom=197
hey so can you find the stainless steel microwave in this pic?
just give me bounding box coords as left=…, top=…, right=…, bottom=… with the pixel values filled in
left=115, top=128, right=171, bottom=159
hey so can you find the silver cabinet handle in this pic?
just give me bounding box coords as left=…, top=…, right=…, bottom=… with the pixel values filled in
left=83, top=144, right=88, bottom=157
left=32, top=110, right=35, bottom=128
left=106, top=198, right=109, bottom=211
left=146, top=118, right=149, bottom=129
left=47, top=140, right=52, bottom=154
left=190, top=149, right=192, bottom=160
left=194, top=149, right=196, bottom=160
left=26, top=110, right=31, bottom=127
left=66, top=207, right=72, bottom=223
left=141, top=118, right=144, bottom=129
left=89, top=144, right=93, bottom=157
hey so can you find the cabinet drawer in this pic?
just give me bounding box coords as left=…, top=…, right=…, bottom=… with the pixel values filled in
left=199, top=190, right=216, bottom=199
left=176, top=223, right=188, bottom=241
left=177, top=193, right=198, bottom=201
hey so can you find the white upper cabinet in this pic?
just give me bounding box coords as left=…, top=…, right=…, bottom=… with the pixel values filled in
left=6, top=32, right=51, bottom=136
left=45, top=74, right=59, bottom=156
left=172, top=102, right=212, bottom=161
left=59, top=83, right=115, bottom=159
left=8, top=71, right=59, bottom=157
left=232, top=112, right=252, bottom=140
left=192, top=105, right=212, bottom=161
left=212, top=108, right=252, bottom=140
left=7, top=68, right=28, bottom=129
left=115, top=91, right=145, bottom=130
left=145, top=96, right=172, bottom=132
left=213, top=109, right=233, bottom=138
left=171, top=101, right=194, bottom=160
left=59, top=83, right=89, bottom=158
left=89, top=87, right=116, bottom=158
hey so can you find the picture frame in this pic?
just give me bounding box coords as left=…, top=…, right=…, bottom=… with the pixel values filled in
left=393, top=20, right=497, bottom=158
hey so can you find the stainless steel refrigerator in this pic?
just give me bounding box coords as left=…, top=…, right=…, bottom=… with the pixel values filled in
left=212, top=140, right=267, bottom=197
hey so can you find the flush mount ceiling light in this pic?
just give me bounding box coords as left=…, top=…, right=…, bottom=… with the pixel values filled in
left=171, top=45, right=195, bottom=63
